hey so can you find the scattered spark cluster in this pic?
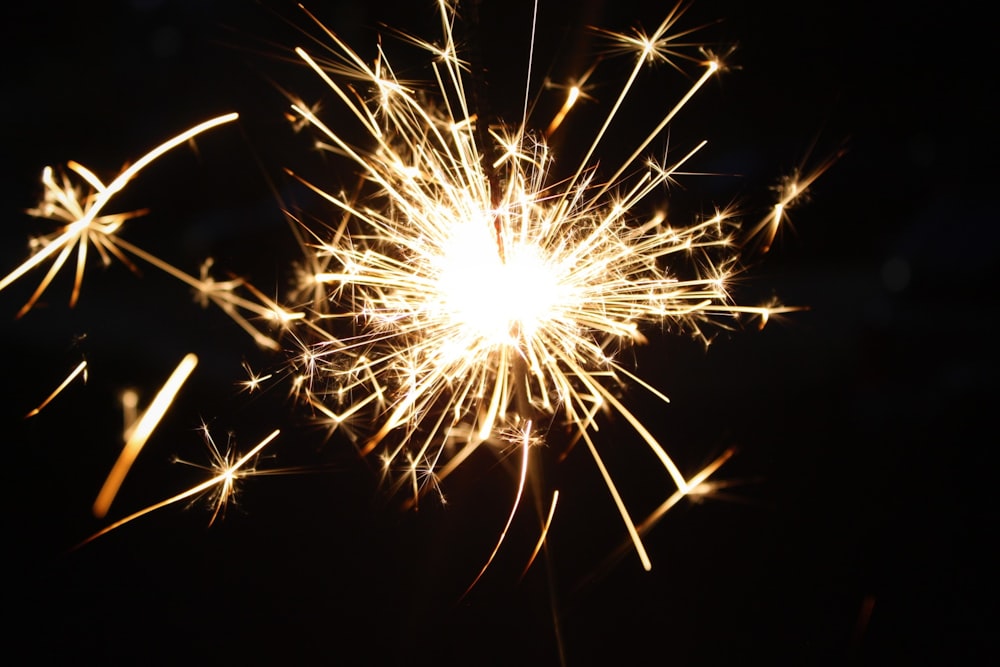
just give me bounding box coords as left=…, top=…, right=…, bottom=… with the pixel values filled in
left=4, top=1, right=832, bottom=575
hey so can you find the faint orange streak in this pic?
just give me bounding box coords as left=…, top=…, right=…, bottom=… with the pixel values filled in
left=92, top=353, right=198, bottom=518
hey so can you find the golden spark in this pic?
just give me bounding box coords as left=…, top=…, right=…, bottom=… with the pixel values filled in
left=77, top=428, right=280, bottom=549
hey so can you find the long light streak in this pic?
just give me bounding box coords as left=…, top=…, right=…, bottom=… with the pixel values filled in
left=92, top=353, right=199, bottom=519
left=1, top=114, right=238, bottom=317
left=25, top=360, right=87, bottom=418
left=463, top=423, right=534, bottom=596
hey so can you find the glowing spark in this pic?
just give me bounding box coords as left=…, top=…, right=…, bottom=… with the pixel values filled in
left=86, top=238, right=287, bottom=351
left=174, top=423, right=272, bottom=526
left=1, top=114, right=238, bottom=317
left=92, top=353, right=199, bottom=519
left=750, top=151, right=843, bottom=254
left=544, top=85, right=581, bottom=138
left=25, top=360, right=87, bottom=418
left=239, top=361, right=273, bottom=394
left=78, top=429, right=279, bottom=549
left=635, top=447, right=738, bottom=538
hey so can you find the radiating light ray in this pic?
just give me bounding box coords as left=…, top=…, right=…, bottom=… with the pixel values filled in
left=520, top=489, right=559, bottom=580
left=25, top=360, right=87, bottom=418
left=92, top=353, right=199, bottom=519
left=750, top=150, right=843, bottom=254
left=173, top=422, right=276, bottom=526
left=577, top=446, right=738, bottom=590
left=462, top=423, right=534, bottom=598
left=239, top=361, right=274, bottom=394
left=77, top=429, right=279, bottom=549
left=105, top=243, right=290, bottom=351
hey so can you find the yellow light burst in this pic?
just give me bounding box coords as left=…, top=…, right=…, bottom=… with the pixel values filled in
left=277, top=0, right=825, bottom=571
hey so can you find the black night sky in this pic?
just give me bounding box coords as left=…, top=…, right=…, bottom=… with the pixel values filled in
left=2, top=1, right=994, bottom=664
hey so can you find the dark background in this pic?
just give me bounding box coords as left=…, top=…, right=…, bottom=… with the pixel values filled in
left=2, top=1, right=994, bottom=664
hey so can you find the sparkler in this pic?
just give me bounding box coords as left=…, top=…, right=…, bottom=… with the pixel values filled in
left=5, top=0, right=831, bottom=579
